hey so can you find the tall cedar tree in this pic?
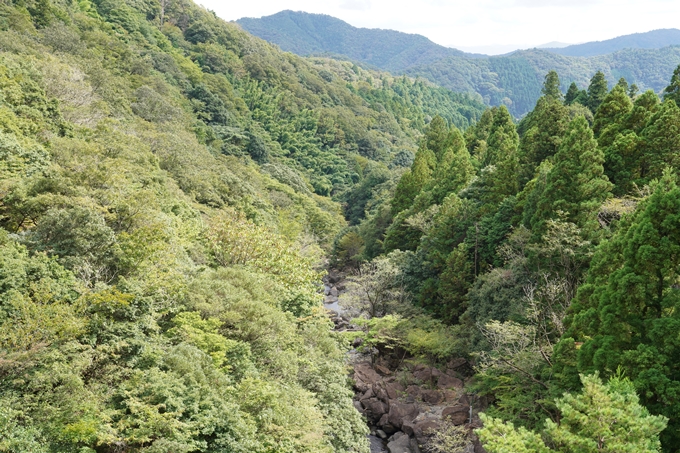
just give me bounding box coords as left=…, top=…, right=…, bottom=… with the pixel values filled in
left=391, top=144, right=436, bottom=215
left=560, top=171, right=680, bottom=450
left=541, top=71, right=562, bottom=100
left=663, top=64, right=680, bottom=105
left=586, top=71, right=609, bottom=113
left=639, top=100, right=680, bottom=183
left=430, top=127, right=475, bottom=205
left=518, top=96, right=570, bottom=185
left=530, top=116, right=612, bottom=236
left=593, top=85, right=633, bottom=143
left=564, top=82, right=580, bottom=105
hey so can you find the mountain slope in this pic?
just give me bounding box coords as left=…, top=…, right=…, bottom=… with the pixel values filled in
left=238, top=11, right=680, bottom=116
left=405, top=47, right=680, bottom=116
left=0, top=0, right=487, bottom=452
left=236, top=10, right=477, bottom=72
left=545, top=28, right=680, bottom=57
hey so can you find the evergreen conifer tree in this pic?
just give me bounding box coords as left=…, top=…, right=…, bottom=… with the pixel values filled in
left=541, top=71, right=562, bottom=100
left=586, top=71, right=609, bottom=113
left=564, top=82, right=580, bottom=105
left=561, top=170, right=680, bottom=448
left=391, top=145, right=436, bottom=215
left=662, top=64, right=680, bottom=105
left=531, top=116, right=612, bottom=235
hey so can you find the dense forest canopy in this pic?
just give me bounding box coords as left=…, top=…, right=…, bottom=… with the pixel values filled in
left=0, top=0, right=486, bottom=451
left=340, top=65, right=680, bottom=452
left=3, top=0, right=680, bottom=452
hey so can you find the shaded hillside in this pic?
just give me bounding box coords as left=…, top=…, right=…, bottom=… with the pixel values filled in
left=236, top=10, right=477, bottom=72
left=546, top=28, right=680, bottom=57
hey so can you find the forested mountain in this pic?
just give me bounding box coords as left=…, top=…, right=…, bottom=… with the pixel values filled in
left=406, top=46, right=680, bottom=116
left=0, top=0, right=485, bottom=451
left=339, top=67, right=680, bottom=452
left=546, top=28, right=680, bottom=57
left=236, top=10, right=477, bottom=73
left=237, top=11, right=680, bottom=116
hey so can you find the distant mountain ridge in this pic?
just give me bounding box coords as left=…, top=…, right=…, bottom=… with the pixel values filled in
left=545, top=29, right=680, bottom=57
left=236, top=10, right=482, bottom=72
left=237, top=11, right=680, bottom=116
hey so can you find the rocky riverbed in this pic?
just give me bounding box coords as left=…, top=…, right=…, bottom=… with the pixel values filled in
left=323, top=269, right=487, bottom=453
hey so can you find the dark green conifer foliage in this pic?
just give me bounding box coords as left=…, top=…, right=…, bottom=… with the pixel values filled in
left=662, top=64, right=680, bottom=105
left=436, top=243, right=472, bottom=324
left=430, top=127, right=474, bottom=204
left=561, top=171, right=680, bottom=449
left=593, top=85, right=633, bottom=142
left=484, top=105, right=519, bottom=168
left=531, top=116, right=612, bottom=235
left=586, top=71, right=609, bottom=113
left=616, top=77, right=629, bottom=93
left=564, top=82, right=580, bottom=105
left=518, top=97, right=570, bottom=185
left=426, top=115, right=452, bottom=160
left=541, top=71, right=562, bottom=100
left=639, top=99, right=680, bottom=183
left=628, top=83, right=639, bottom=99
left=624, top=90, right=660, bottom=133
left=391, top=145, right=436, bottom=216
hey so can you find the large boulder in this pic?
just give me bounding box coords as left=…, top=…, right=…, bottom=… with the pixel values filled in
left=421, top=389, right=444, bottom=405
left=354, top=362, right=382, bottom=392
left=442, top=405, right=470, bottom=426
left=413, top=419, right=440, bottom=445
left=387, top=432, right=414, bottom=453
left=385, top=381, right=405, bottom=400
left=387, top=402, right=419, bottom=429
left=437, top=374, right=464, bottom=390
left=362, top=398, right=388, bottom=424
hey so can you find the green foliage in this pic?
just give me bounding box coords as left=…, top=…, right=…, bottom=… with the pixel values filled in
left=478, top=374, right=668, bottom=453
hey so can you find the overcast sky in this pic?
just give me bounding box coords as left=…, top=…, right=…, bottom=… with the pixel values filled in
left=198, top=0, right=680, bottom=54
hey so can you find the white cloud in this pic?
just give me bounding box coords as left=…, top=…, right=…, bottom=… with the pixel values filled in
left=339, top=0, right=371, bottom=11
left=209, top=0, right=680, bottom=51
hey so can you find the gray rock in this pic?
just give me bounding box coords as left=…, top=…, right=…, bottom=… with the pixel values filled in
left=387, top=432, right=413, bottom=453
left=377, top=429, right=387, bottom=439
left=330, top=286, right=339, bottom=297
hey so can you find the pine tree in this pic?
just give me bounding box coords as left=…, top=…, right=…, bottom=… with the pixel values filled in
left=531, top=116, right=612, bottom=236
left=616, top=77, right=629, bottom=93
left=564, top=82, right=580, bottom=105
left=586, top=71, right=608, bottom=113
left=663, top=64, right=680, bottom=105
left=541, top=71, right=562, bottom=100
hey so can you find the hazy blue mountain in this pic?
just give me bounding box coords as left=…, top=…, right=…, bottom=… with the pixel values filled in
left=236, top=10, right=482, bottom=72
left=545, top=29, right=680, bottom=57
